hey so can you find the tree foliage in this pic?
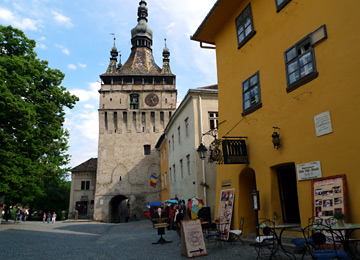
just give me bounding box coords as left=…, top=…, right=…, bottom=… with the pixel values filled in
left=0, top=25, right=79, bottom=205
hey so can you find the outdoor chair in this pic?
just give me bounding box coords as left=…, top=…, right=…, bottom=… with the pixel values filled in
left=250, top=219, right=280, bottom=260
left=229, top=216, right=245, bottom=245
left=292, top=216, right=321, bottom=255
left=301, top=223, right=349, bottom=260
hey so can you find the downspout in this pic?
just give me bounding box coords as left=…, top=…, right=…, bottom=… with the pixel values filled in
left=198, top=95, right=207, bottom=206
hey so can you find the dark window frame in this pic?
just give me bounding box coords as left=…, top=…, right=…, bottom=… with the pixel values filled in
left=130, top=94, right=139, bottom=109
left=284, top=36, right=318, bottom=93
left=242, top=71, right=262, bottom=116
left=235, top=3, right=256, bottom=49
left=275, top=0, right=291, bottom=12
left=144, top=145, right=151, bottom=155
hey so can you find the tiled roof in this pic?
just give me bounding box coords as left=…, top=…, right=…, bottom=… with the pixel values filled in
left=118, top=47, right=162, bottom=75
left=197, top=84, right=218, bottom=90
left=72, top=158, right=97, bottom=172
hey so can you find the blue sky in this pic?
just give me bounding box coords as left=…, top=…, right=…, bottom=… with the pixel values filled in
left=0, top=0, right=218, bottom=169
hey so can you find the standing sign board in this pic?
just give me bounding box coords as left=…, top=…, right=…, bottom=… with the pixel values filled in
left=180, top=219, right=207, bottom=258
left=312, top=175, right=347, bottom=224
left=217, top=188, right=235, bottom=240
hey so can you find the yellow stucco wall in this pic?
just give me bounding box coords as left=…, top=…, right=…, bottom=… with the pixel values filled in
left=159, top=139, right=170, bottom=202
left=206, top=0, right=360, bottom=234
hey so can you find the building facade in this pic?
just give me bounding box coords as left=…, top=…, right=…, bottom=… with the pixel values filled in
left=155, top=134, right=170, bottom=202
left=163, top=87, right=218, bottom=218
left=94, top=0, right=177, bottom=222
left=68, top=158, right=97, bottom=219
left=192, top=0, right=360, bottom=235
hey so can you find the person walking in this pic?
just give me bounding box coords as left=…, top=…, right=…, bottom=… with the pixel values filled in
left=52, top=212, right=57, bottom=224
left=43, top=212, right=46, bottom=223
left=47, top=211, right=51, bottom=223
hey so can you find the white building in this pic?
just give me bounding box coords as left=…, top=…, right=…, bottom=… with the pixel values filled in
left=164, top=86, right=218, bottom=217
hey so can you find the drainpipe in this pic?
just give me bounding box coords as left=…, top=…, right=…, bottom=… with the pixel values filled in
left=198, top=95, right=207, bottom=206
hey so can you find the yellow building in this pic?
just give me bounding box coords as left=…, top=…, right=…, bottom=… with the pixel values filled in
left=192, top=0, right=360, bottom=235
left=156, top=134, right=170, bottom=202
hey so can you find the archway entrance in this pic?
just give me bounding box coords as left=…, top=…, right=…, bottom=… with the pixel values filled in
left=109, top=195, right=130, bottom=223
left=238, top=167, right=257, bottom=235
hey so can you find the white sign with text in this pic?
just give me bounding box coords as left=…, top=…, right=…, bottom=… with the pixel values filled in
left=314, top=111, right=333, bottom=137
left=297, top=161, right=322, bottom=181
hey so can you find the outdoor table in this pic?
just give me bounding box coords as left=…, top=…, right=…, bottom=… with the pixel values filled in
left=314, top=223, right=360, bottom=259
left=273, top=224, right=300, bottom=260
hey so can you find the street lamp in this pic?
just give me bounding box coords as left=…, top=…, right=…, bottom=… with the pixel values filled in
left=197, top=143, right=208, bottom=160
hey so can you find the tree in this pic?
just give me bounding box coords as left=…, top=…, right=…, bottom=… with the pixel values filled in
left=0, top=25, right=79, bottom=205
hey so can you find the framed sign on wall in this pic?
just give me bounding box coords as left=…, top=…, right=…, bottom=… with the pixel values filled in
left=312, top=175, right=347, bottom=224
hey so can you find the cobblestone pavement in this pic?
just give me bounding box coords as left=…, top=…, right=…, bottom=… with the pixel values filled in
left=0, top=219, right=308, bottom=260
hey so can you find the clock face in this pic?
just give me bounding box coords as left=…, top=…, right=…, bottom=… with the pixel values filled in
left=145, top=93, right=159, bottom=107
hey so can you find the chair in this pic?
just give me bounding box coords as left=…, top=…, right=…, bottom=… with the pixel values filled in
left=301, top=223, right=349, bottom=260
left=204, top=222, right=221, bottom=245
left=229, top=216, right=245, bottom=245
left=292, top=217, right=319, bottom=254
left=250, top=219, right=279, bottom=260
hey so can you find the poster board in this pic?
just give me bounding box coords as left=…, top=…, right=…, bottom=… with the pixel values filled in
left=181, top=219, right=207, bottom=258
left=312, top=175, right=347, bottom=224
left=217, top=188, right=235, bottom=240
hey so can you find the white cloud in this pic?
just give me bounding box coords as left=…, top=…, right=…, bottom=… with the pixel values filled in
left=51, top=11, right=73, bottom=28
left=70, top=82, right=100, bottom=102
left=55, top=44, right=70, bottom=55
left=38, top=36, right=46, bottom=41
left=0, top=7, right=38, bottom=31
left=78, top=63, right=87, bottom=68
left=68, top=64, right=77, bottom=70
left=37, top=43, right=46, bottom=49
left=84, top=104, right=95, bottom=109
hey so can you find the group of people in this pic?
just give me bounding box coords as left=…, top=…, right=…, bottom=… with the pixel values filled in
left=13, top=207, right=29, bottom=222
left=42, top=211, right=57, bottom=224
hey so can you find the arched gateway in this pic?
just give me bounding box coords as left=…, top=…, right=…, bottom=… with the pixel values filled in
left=109, top=195, right=130, bottom=223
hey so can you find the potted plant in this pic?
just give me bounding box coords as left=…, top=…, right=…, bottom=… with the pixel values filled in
left=333, top=212, right=346, bottom=226
left=273, top=211, right=281, bottom=225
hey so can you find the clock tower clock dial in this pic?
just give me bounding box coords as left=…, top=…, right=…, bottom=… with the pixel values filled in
left=145, top=93, right=159, bottom=106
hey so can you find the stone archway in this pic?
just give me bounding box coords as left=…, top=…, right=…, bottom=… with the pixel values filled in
left=238, top=167, right=257, bottom=235
left=109, top=195, right=130, bottom=223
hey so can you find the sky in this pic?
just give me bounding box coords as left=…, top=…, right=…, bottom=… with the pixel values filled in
left=0, top=0, right=218, bottom=169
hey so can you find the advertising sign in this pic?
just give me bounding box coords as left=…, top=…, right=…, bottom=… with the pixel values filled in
left=297, top=161, right=322, bottom=181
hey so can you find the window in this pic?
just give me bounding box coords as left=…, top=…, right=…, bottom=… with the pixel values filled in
left=242, top=71, right=262, bottom=115
left=185, top=118, right=189, bottom=137
left=130, top=94, right=139, bottom=109
left=180, top=159, right=183, bottom=178
left=178, top=126, right=181, bottom=144
left=168, top=140, right=171, bottom=154
left=173, top=164, right=176, bottom=181
left=186, top=155, right=190, bottom=175
left=172, top=135, right=174, bottom=150
left=285, top=37, right=318, bottom=92
left=209, top=112, right=218, bottom=130
left=165, top=172, right=167, bottom=185
left=114, top=112, right=118, bottom=132
left=81, top=181, right=90, bottom=190
left=275, top=0, right=291, bottom=12
left=164, top=147, right=166, bottom=160
left=235, top=3, right=256, bottom=49
left=144, top=145, right=151, bottom=155
left=169, top=167, right=172, bottom=182
left=123, top=112, right=128, bottom=130
left=104, top=112, right=108, bottom=131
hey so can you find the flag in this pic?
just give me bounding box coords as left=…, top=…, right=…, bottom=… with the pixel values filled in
left=150, top=174, right=157, bottom=187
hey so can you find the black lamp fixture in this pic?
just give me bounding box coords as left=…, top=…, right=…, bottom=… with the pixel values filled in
left=272, top=127, right=281, bottom=149
left=197, top=143, right=208, bottom=160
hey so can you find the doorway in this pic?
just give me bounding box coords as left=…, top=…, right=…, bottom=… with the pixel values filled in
left=109, top=195, right=130, bottom=223
left=276, top=163, right=300, bottom=223
left=76, top=201, right=88, bottom=218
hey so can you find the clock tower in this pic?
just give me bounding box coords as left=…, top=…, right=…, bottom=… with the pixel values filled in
left=94, top=0, right=177, bottom=222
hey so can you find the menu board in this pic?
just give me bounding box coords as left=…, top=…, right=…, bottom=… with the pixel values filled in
left=180, top=219, right=207, bottom=258
left=217, top=188, right=235, bottom=240
left=312, top=175, right=347, bottom=224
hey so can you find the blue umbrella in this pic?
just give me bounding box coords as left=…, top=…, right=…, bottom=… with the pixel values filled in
left=165, top=199, right=178, bottom=204
left=146, top=202, right=163, bottom=207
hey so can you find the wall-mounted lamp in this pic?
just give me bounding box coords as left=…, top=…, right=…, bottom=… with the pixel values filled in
left=200, top=181, right=209, bottom=188
left=197, top=143, right=208, bottom=160
left=272, top=127, right=281, bottom=149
